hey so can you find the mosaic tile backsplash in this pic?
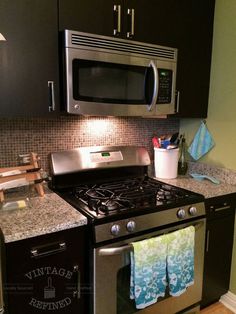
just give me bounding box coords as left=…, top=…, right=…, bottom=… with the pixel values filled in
left=0, top=116, right=179, bottom=173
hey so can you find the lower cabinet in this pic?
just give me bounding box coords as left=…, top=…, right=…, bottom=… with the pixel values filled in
left=201, top=195, right=235, bottom=308
left=4, top=226, right=88, bottom=314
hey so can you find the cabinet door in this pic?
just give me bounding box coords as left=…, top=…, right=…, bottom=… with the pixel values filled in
left=59, top=0, right=123, bottom=38
left=123, top=0, right=178, bottom=45
left=201, top=212, right=235, bottom=307
left=175, top=0, right=215, bottom=118
left=0, top=0, right=59, bottom=117
left=5, top=227, right=88, bottom=314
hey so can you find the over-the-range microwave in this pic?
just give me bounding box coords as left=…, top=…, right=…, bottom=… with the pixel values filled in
left=62, top=30, right=178, bottom=117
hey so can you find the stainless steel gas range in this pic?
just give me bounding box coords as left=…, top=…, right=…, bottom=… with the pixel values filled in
left=50, top=146, right=206, bottom=314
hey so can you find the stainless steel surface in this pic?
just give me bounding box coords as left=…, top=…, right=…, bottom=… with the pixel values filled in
left=50, top=146, right=150, bottom=176
left=64, top=30, right=177, bottom=117
left=94, top=218, right=206, bottom=314
left=98, top=244, right=133, bottom=256
left=48, top=81, right=56, bottom=112
left=148, top=60, right=158, bottom=112
left=127, top=8, right=135, bottom=38
left=95, top=202, right=205, bottom=243
left=65, top=30, right=177, bottom=59
left=113, top=5, right=121, bottom=36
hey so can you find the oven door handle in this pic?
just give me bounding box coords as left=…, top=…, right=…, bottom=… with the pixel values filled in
left=98, top=219, right=206, bottom=256
left=98, top=244, right=133, bottom=256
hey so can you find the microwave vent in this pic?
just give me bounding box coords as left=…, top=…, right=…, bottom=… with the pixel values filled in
left=67, top=31, right=177, bottom=61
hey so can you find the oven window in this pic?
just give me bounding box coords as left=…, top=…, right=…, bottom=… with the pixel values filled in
left=117, top=265, right=136, bottom=314
left=72, top=59, right=154, bottom=104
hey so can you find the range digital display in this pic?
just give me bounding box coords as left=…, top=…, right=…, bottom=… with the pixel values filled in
left=101, top=152, right=110, bottom=157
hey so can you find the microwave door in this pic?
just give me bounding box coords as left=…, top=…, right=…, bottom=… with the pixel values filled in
left=69, top=55, right=156, bottom=117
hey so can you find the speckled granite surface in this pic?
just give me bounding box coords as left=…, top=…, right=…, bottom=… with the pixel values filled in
left=188, top=161, right=236, bottom=185
left=0, top=187, right=87, bottom=243
left=2, top=161, right=236, bottom=243
left=156, top=175, right=236, bottom=199
left=154, top=162, right=236, bottom=199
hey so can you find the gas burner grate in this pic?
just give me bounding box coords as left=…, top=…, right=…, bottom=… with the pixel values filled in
left=71, top=177, right=195, bottom=217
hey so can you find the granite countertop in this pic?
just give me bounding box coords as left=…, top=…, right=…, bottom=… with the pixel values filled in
left=1, top=161, right=236, bottom=244
left=153, top=161, right=236, bottom=199
left=0, top=186, right=87, bottom=243
left=156, top=175, right=236, bottom=199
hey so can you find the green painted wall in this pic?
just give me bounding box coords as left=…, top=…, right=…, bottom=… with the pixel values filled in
left=179, top=0, right=236, bottom=294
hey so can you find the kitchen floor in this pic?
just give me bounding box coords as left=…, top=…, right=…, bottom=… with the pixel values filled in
left=200, top=302, right=234, bottom=314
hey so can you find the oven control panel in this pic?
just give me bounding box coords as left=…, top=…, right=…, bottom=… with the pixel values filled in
left=111, top=221, right=136, bottom=236
left=95, top=202, right=205, bottom=243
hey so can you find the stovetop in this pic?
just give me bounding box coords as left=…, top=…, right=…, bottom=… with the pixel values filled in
left=59, top=176, right=204, bottom=222
left=50, top=146, right=206, bottom=243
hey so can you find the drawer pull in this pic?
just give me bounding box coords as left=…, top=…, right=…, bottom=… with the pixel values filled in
left=215, top=206, right=230, bottom=212
left=31, top=242, right=66, bottom=258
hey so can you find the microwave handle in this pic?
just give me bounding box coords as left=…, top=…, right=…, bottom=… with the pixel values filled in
left=147, top=60, right=159, bottom=112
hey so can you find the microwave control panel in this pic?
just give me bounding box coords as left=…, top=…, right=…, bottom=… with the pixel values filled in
left=157, top=69, right=173, bottom=104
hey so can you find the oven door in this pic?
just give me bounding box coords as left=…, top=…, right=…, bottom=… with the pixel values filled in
left=94, top=219, right=205, bottom=314
left=64, top=47, right=176, bottom=117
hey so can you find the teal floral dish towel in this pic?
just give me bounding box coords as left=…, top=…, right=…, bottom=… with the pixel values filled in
left=130, top=235, right=168, bottom=309
left=167, top=226, right=195, bottom=296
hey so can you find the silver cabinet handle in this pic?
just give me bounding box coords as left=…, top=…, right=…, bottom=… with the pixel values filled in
left=73, top=265, right=81, bottom=299
left=147, top=60, right=159, bottom=112
left=98, top=244, right=133, bottom=256
left=215, top=206, right=230, bottom=212
left=175, top=90, right=180, bottom=113
left=48, top=81, right=56, bottom=112
left=31, top=242, right=66, bottom=258
left=113, top=5, right=121, bottom=36
left=127, top=8, right=135, bottom=38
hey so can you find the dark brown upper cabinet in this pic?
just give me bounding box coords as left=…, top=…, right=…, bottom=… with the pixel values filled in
left=0, top=0, right=215, bottom=118
left=173, top=0, right=215, bottom=118
left=59, top=0, right=179, bottom=44
left=0, top=0, right=60, bottom=117
left=59, top=0, right=122, bottom=38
